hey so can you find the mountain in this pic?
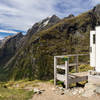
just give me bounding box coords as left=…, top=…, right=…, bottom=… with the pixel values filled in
left=20, top=15, right=60, bottom=47
left=1, top=5, right=100, bottom=81
left=0, top=32, right=23, bottom=68
left=26, top=15, right=60, bottom=38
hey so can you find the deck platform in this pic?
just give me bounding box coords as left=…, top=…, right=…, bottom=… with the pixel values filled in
left=57, top=72, right=88, bottom=84
left=54, top=54, right=89, bottom=89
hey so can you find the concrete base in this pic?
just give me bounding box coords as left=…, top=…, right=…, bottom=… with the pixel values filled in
left=88, top=70, right=100, bottom=86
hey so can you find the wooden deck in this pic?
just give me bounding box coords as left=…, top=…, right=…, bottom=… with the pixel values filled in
left=57, top=72, right=88, bottom=84
left=54, top=54, right=89, bottom=89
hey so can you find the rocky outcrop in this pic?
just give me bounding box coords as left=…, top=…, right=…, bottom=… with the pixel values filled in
left=64, top=14, right=74, bottom=19
left=25, top=15, right=60, bottom=38
left=0, top=32, right=23, bottom=67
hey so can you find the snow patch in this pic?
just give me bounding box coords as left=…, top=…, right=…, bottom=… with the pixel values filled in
left=43, top=19, right=49, bottom=26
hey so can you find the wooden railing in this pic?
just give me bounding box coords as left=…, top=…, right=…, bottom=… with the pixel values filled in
left=54, top=54, right=89, bottom=89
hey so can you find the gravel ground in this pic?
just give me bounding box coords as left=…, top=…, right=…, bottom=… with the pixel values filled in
left=31, top=82, right=100, bottom=100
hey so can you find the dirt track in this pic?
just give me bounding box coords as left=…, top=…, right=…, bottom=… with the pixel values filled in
left=31, top=82, right=100, bottom=100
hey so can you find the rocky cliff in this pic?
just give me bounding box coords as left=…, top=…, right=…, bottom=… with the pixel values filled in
left=0, top=32, right=23, bottom=67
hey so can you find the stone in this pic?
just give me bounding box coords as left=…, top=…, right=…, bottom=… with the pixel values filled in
left=94, top=87, right=100, bottom=94
left=82, top=83, right=98, bottom=97
left=78, top=88, right=84, bottom=94
left=58, top=87, right=64, bottom=91
left=61, top=92, right=64, bottom=95
left=72, top=89, right=79, bottom=95
left=82, top=89, right=95, bottom=97
left=33, top=88, right=44, bottom=94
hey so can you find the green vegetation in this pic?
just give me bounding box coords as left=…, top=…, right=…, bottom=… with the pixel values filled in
left=0, top=87, right=33, bottom=100
left=6, top=11, right=91, bottom=80
left=71, top=64, right=93, bottom=73
left=0, top=80, right=42, bottom=100
left=0, top=7, right=98, bottom=81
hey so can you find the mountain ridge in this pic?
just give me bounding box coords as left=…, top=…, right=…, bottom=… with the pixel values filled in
left=1, top=5, right=100, bottom=81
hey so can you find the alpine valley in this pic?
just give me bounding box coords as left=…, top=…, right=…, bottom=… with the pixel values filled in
left=0, top=5, right=100, bottom=81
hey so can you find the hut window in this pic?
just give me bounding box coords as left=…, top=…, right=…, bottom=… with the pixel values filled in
left=93, top=34, right=95, bottom=44
left=90, top=47, right=92, bottom=52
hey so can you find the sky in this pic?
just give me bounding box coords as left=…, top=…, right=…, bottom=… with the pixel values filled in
left=0, top=0, right=100, bottom=39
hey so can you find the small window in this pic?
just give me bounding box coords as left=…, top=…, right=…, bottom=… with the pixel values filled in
left=93, top=34, right=95, bottom=44
left=90, top=47, right=92, bottom=52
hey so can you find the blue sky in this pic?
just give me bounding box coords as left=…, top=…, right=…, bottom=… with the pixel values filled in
left=0, top=0, right=100, bottom=39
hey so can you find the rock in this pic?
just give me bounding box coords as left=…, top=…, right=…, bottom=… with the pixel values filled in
left=58, top=87, right=64, bottom=91
left=61, top=92, right=64, bottom=95
left=82, top=83, right=97, bottom=97
left=72, top=89, right=79, bottom=95
left=78, top=88, right=84, bottom=94
left=82, top=89, right=95, bottom=97
left=33, top=88, right=45, bottom=94
left=94, top=87, right=100, bottom=94
left=64, top=89, right=70, bottom=94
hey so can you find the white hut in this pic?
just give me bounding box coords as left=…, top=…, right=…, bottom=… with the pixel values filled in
left=90, top=26, right=100, bottom=72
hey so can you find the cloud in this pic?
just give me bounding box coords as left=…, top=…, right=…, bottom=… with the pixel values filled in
left=0, top=0, right=100, bottom=34
left=91, top=0, right=100, bottom=5
left=0, top=29, right=17, bottom=34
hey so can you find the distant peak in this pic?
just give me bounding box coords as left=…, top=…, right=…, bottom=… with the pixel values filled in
left=48, top=14, right=60, bottom=23
left=50, top=14, right=60, bottom=19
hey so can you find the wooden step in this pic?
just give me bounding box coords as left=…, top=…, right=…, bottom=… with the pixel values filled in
left=57, top=65, right=65, bottom=70
left=56, top=72, right=88, bottom=83
left=69, top=76, right=88, bottom=84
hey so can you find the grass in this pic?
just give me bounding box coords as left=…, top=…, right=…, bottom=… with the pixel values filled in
left=0, top=87, right=33, bottom=100
left=71, top=64, right=93, bottom=73
left=0, top=80, right=40, bottom=100
left=0, top=64, right=93, bottom=99
left=0, top=79, right=56, bottom=100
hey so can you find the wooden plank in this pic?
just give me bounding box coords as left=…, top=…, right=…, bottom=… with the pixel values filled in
left=65, top=61, right=69, bottom=89
left=55, top=54, right=89, bottom=58
left=69, top=63, right=77, bottom=66
left=75, top=55, right=78, bottom=72
left=54, top=57, right=57, bottom=86
left=57, top=65, right=65, bottom=70
left=69, top=76, right=88, bottom=84
left=68, top=74, right=77, bottom=79
left=57, top=74, right=65, bottom=82
left=72, top=72, right=88, bottom=77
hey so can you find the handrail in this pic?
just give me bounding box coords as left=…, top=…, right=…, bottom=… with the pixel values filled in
left=54, top=54, right=89, bottom=58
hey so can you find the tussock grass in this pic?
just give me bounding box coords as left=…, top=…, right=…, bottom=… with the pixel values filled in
left=0, top=87, right=33, bottom=100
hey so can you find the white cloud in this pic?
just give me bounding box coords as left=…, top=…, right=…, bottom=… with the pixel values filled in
left=0, top=0, right=100, bottom=32
left=0, top=29, right=17, bottom=34
left=0, top=0, right=58, bottom=31
left=91, top=0, right=100, bottom=5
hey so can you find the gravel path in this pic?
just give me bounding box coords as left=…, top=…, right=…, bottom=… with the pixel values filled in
left=31, top=82, right=100, bottom=100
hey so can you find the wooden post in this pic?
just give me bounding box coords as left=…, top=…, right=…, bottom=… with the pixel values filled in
left=65, top=60, right=69, bottom=89
left=54, top=57, right=57, bottom=86
left=76, top=55, right=79, bottom=72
